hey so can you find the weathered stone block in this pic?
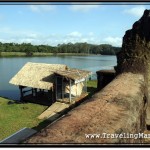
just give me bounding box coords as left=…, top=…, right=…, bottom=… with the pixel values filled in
left=25, top=73, right=146, bottom=144
left=96, top=69, right=116, bottom=90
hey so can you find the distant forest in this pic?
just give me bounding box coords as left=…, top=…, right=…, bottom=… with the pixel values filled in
left=0, top=42, right=121, bottom=55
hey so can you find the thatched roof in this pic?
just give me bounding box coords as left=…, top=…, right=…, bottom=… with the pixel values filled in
left=55, top=68, right=92, bottom=83
left=9, top=62, right=67, bottom=90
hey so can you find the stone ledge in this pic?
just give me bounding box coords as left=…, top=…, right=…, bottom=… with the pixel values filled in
left=25, top=72, right=146, bottom=144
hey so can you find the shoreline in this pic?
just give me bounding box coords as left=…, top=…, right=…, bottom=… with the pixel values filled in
left=0, top=52, right=102, bottom=57
left=0, top=52, right=117, bottom=58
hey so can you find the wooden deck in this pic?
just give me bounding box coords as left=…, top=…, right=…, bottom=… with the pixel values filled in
left=38, top=93, right=88, bottom=120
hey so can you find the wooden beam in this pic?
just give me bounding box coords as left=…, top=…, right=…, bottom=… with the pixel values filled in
left=23, top=89, right=32, bottom=94
left=19, top=85, right=26, bottom=89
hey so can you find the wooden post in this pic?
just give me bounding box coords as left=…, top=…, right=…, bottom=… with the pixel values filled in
left=48, top=90, right=51, bottom=102
left=19, top=86, right=24, bottom=101
left=55, top=76, right=57, bottom=101
left=76, top=84, right=78, bottom=97
left=85, top=77, right=87, bottom=93
left=51, top=87, right=54, bottom=103
left=32, top=88, right=34, bottom=97
left=53, top=86, right=56, bottom=103
left=35, top=88, right=37, bottom=97
left=62, top=77, right=64, bottom=101
left=69, top=79, right=72, bottom=103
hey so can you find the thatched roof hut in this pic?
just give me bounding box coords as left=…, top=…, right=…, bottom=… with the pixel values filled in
left=9, top=62, right=92, bottom=104
left=9, top=62, right=67, bottom=90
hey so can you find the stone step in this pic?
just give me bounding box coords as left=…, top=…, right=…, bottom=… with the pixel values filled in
left=38, top=102, right=69, bottom=120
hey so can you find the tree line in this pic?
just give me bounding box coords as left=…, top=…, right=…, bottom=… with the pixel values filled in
left=0, top=42, right=121, bottom=55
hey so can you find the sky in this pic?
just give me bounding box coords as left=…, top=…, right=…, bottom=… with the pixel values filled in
left=0, top=2, right=150, bottom=47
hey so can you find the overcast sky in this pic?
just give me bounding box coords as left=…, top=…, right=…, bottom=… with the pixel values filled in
left=0, top=2, right=150, bottom=47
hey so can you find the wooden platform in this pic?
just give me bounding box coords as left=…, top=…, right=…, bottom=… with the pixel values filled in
left=38, top=102, right=69, bottom=120
left=22, top=91, right=53, bottom=106
left=38, top=93, right=88, bottom=120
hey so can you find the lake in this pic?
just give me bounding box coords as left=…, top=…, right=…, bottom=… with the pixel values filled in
left=0, top=55, right=117, bottom=100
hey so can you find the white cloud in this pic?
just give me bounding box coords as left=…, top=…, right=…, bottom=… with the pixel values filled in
left=103, top=36, right=122, bottom=47
left=79, top=38, right=88, bottom=43
left=0, top=27, right=39, bottom=39
left=0, top=27, right=14, bottom=34
left=0, top=27, right=41, bottom=44
left=88, top=32, right=94, bottom=36
left=29, top=5, right=56, bottom=13
left=70, top=3, right=100, bottom=12
left=19, top=38, right=35, bottom=43
left=67, top=31, right=82, bottom=38
left=123, top=6, right=146, bottom=17
left=0, top=27, right=121, bottom=47
left=28, top=33, right=38, bottom=38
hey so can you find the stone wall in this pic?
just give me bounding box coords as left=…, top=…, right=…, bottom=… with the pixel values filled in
left=115, top=10, right=150, bottom=74
left=26, top=73, right=146, bottom=144
left=115, top=9, right=150, bottom=125
left=25, top=9, right=150, bottom=144
left=96, top=69, right=116, bottom=90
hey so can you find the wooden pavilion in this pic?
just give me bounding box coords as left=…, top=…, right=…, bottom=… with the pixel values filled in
left=9, top=62, right=92, bottom=105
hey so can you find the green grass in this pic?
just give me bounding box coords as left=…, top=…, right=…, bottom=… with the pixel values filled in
left=0, top=97, right=47, bottom=141
left=54, top=53, right=96, bottom=56
left=0, top=80, right=97, bottom=141
left=0, top=52, right=54, bottom=57
left=87, top=80, right=97, bottom=95
left=0, top=52, right=26, bottom=57
left=0, top=52, right=96, bottom=57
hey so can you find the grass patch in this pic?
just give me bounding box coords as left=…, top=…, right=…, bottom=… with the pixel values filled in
left=0, top=80, right=97, bottom=141
left=0, top=52, right=26, bottom=57
left=87, top=80, right=97, bottom=96
left=0, top=97, right=47, bottom=141
left=0, top=52, right=96, bottom=57
left=0, top=52, right=54, bottom=57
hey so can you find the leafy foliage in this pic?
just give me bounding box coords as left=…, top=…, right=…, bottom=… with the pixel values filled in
left=0, top=42, right=121, bottom=55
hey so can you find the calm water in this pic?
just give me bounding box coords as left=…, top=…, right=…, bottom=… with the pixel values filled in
left=0, top=55, right=116, bottom=100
